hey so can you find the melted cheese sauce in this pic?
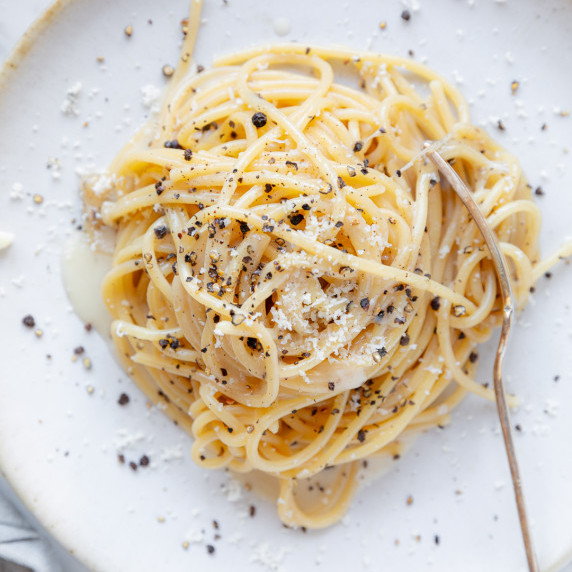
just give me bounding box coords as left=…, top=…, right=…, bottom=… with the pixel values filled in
left=61, top=230, right=114, bottom=337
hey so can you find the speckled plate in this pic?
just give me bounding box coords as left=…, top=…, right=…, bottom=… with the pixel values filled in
left=1, top=1, right=572, bottom=571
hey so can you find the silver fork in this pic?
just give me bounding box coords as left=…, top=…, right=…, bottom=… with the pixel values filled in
left=425, top=147, right=539, bottom=572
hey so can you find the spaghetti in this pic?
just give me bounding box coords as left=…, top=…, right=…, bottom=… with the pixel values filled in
left=83, top=2, right=568, bottom=528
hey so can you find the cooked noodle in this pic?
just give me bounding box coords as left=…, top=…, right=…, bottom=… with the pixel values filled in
left=83, top=1, right=571, bottom=528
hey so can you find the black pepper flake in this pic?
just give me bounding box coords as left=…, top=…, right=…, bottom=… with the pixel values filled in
left=430, top=296, right=441, bottom=311
left=335, top=220, right=344, bottom=228
left=264, top=183, right=273, bottom=193
left=469, top=351, right=478, bottom=363
left=251, top=112, right=267, bottom=128
left=401, top=9, right=411, bottom=21
left=246, top=337, right=258, bottom=350
left=206, top=545, right=215, bottom=555
left=118, top=393, right=130, bottom=406
left=73, top=346, right=85, bottom=355
left=357, top=429, right=366, bottom=442
left=534, top=186, right=544, bottom=196
left=154, top=225, right=168, bottom=239
left=129, top=461, right=138, bottom=471
left=434, top=535, right=440, bottom=545
left=353, top=141, right=363, bottom=152
left=184, top=251, right=197, bottom=265
left=328, top=381, right=335, bottom=391
left=139, top=455, right=150, bottom=466
left=289, top=213, right=304, bottom=226
left=240, top=221, right=250, bottom=234
left=285, top=160, right=298, bottom=170
left=249, top=505, right=256, bottom=517
left=164, top=139, right=183, bottom=149
left=22, top=315, right=35, bottom=328
left=155, top=181, right=165, bottom=195
left=360, top=297, right=370, bottom=311
left=395, top=169, right=402, bottom=177
left=400, top=334, right=410, bottom=346
left=184, top=148, right=193, bottom=161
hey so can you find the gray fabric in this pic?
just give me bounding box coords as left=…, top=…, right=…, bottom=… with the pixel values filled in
left=0, top=492, right=60, bottom=572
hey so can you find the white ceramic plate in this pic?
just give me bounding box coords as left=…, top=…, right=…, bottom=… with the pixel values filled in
left=1, top=1, right=572, bottom=570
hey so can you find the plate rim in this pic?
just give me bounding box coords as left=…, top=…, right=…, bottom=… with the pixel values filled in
left=0, top=1, right=89, bottom=569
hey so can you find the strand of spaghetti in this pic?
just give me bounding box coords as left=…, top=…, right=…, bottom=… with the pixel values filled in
left=531, top=240, right=572, bottom=281
left=112, top=320, right=183, bottom=342
left=182, top=204, right=477, bottom=311
left=277, top=462, right=359, bottom=529
left=161, top=0, right=203, bottom=116
left=215, top=44, right=470, bottom=122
